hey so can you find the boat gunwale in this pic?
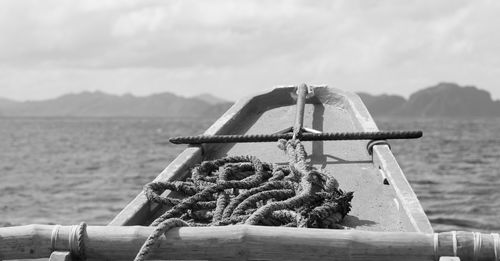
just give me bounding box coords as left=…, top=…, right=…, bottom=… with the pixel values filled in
left=342, top=91, right=433, bottom=233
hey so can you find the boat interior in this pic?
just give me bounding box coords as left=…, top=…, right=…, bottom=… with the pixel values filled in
left=111, top=86, right=433, bottom=233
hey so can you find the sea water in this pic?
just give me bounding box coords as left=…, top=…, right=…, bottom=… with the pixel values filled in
left=0, top=117, right=498, bottom=232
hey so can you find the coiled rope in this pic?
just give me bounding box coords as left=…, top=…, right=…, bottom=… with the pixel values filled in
left=135, top=139, right=353, bottom=261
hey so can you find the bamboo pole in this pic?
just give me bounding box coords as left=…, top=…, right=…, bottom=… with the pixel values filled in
left=0, top=224, right=499, bottom=261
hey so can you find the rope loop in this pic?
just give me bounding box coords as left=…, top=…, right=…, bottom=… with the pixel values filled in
left=473, top=231, right=482, bottom=261
left=68, top=222, right=87, bottom=260
left=433, top=233, right=439, bottom=261
left=367, top=139, right=391, bottom=155
left=50, top=225, right=61, bottom=252
left=134, top=218, right=188, bottom=261
left=452, top=231, right=458, bottom=256
left=492, top=233, right=499, bottom=261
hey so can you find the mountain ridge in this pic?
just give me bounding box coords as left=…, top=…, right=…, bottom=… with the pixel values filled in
left=192, top=93, right=228, bottom=105
left=0, top=91, right=232, bottom=118
left=0, top=83, right=498, bottom=118
left=357, top=82, right=500, bottom=118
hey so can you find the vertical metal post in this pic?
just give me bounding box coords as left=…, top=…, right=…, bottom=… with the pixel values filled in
left=293, top=83, right=308, bottom=139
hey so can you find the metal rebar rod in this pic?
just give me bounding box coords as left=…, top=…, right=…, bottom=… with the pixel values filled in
left=169, top=130, right=423, bottom=144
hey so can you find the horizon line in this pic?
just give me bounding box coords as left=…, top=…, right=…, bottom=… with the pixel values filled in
left=0, top=82, right=496, bottom=103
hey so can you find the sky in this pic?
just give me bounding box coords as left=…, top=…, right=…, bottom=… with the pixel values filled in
left=0, top=0, right=499, bottom=101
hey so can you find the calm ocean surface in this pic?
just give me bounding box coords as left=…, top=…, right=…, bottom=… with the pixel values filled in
left=0, top=117, right=499, bottom=233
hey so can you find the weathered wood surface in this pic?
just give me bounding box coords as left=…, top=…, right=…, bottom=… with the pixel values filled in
left=110, top=86, right=432, bottom=233
left=1, top=225, right=499, bottom=261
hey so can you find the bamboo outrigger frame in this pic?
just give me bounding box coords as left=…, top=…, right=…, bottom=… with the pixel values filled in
left=1, top=224, right=499, bottom=260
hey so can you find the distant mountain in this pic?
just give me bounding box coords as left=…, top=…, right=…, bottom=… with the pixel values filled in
left=358, top=82, right=500, bottom=118
left=0, top=97, right=18, bottom=116
left=0, top=97, right=17, bottom=109
left=0, top=97, right=16, bottom=104
left=192, top=93, right=229, bottom=105
left=0, top=91, right=233, bottom=118
left=397, top=82, right=499, bottom=117
left=1, top=83, right=498, bottom=118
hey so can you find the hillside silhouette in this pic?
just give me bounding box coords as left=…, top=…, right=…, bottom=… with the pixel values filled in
left=0, top=91, right=232, bottom=118
left=358, top=82, right=499, bottom=118
left=0, top=83, right=498, bottom=118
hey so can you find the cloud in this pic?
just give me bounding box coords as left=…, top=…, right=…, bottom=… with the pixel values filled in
left=0, top=0, right=499, bottom=100
left=0, top=0, right=328, bottom=68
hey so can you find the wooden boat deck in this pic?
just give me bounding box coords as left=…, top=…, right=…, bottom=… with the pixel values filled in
left=110, top=86, right=433, bottom=233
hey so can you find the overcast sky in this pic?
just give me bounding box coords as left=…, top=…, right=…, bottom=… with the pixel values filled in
left=0, top=0, right=499, bottom=101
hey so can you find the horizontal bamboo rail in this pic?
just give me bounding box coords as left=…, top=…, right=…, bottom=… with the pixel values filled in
left=0, top=224, right=499, bottom=261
